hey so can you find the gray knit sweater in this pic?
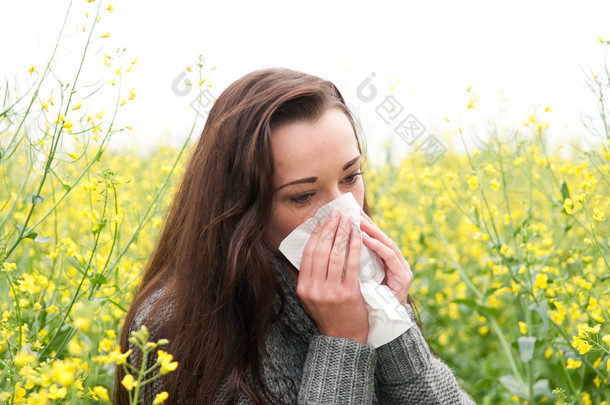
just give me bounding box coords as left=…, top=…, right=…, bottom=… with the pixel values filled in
left=128, top=250, right=476, bottom=404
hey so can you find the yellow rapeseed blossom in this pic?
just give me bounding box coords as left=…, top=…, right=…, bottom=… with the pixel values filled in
left=52, top=360, right=76, bottom=386
left=121, top=374, right=137, bottom=391
left=566, top=358, right=582, bottom=369
left=14, top=349, right=36, bottom=366
left=518, top=321, right=527, bottom=334
left=93, top=386, right=109, bottom=401
left=563, top=198, right=573, bottom=214
left=153, top=392, right=169, bottom=404
left=101, top=32, right=111, bottom=38
left=48, top=384, right=67, bottom=400
left=2, top=262, right=17, bottom=273
left=465, top=175, right=478, bottom=190
left=157, top=350, right=178, bottom=374
left=572, top=336, right=591, bottom=355
left=593, top=207, right=606, bottom=222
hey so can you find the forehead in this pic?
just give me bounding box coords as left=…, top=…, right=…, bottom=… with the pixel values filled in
left=270, top=109, right=359, bottom=184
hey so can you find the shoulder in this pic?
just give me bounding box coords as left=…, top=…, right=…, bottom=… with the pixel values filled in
left=129, top=283, right=174, bottom=342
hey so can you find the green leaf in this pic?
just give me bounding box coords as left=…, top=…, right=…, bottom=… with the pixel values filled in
left=560, top=180, right=570, bottom=200
left=31, top=193, right=44, bottom=204
left=518, top=336, right=536, bottom=362
left=66, top=256, right=86, bottom=274
left=529, top=300, right=549, bottom=332
left=533, top=379, right=553, bottom=400
left=499, top=375, right=525, bottom=397
left=91, top=273, right=107, bottom=286
left=452, top=298, right=499, bottom=318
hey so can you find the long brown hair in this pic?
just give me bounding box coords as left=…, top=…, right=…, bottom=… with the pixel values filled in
left=114, top=67, right=424, bottom=404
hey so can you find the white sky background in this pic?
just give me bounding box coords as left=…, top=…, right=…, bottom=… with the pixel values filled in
left=2, top=0, right=610, bottom=165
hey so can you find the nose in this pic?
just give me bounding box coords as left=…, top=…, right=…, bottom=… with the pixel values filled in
left=326, top=188, right=344, bottom=205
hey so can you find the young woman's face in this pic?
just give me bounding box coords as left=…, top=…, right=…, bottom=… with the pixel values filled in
left=266, top=107, right=365, bottom=251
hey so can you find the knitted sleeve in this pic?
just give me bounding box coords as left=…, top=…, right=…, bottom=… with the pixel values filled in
left=297, top=334, right=378, bottom=404
left=374, top=304, right=476, bottom=404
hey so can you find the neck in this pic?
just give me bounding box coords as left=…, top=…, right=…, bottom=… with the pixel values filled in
left=277, top=254, right=299, bottom=280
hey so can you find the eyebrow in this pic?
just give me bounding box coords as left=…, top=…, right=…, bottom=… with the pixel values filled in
left=276, top=155, right=361, bottom=191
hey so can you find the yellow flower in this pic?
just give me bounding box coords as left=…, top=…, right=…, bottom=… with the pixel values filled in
left=62, top=120, right=73, bottom=130
left=106, top=4, right=114, bottom=12
left=572, top=336, right=591, bottom=355
left=101, top=32, right=111, bottom=38
left=48, top=384, right=67, bottom=400
left=593, top=207, right=606, bottom=222
left=120, top=99, right=127, bottom=106
left=67, top=152, right=79, bottom=161
left=518, top=321, right=527, bottom=335
left=490, top=178, right=500, bottom=190
left=465, top=175, right=478, bottom=190
left=563, top=198, right=573, bottom=214
left=28, top=65, right=37, bottom=75
left=93, top=386, right=109, bottom=401
left=153, top=392, right=169, bottom=404
left=72, top=101, right=82, bottom=110
left=2, top=262, right=17, bottom=273
left=534, top=273, right=548, bottom=290
left=157, top=350, right=178, bottom=374
left=14, top=349, right=36, bottom=366
left=121, top=374, right=137, bottom=391
left=602, top=335, right=610, bottom=345
left=128, top=88, right=136, bottom=100
left=566, top=358, right=582, bottom=369
left=52, top=360, right=76, bottom=386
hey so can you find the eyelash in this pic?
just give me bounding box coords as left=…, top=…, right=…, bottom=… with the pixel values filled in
left=290, top=171, right=364, bottom=206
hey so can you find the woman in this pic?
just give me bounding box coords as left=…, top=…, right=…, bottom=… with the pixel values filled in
left=114, top=68, right=476, bottom=404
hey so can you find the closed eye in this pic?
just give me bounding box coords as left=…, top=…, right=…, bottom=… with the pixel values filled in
left=289, top=171, right=364, bottom=206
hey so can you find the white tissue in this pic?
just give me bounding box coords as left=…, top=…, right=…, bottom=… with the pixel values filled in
left=278, top=192, right=413, bottom=348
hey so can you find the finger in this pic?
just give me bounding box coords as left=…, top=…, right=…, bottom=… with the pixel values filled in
left=327, top=214, right=351, bottom=284
left=343, top=220, right=362, bottom=287
left=299, top=215, right=326, bottom=280
left=362, top=231, right=404, bottom=274
left=360, top=213, right=404, bottom=261
left=312, top=210, right=341, bottom=282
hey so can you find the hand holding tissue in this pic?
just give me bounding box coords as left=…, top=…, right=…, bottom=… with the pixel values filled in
left=279, top=192, right=413, bottom=348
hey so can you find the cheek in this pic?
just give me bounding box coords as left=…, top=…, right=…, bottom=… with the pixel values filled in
left=267, top=205, right=302, bottom=248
